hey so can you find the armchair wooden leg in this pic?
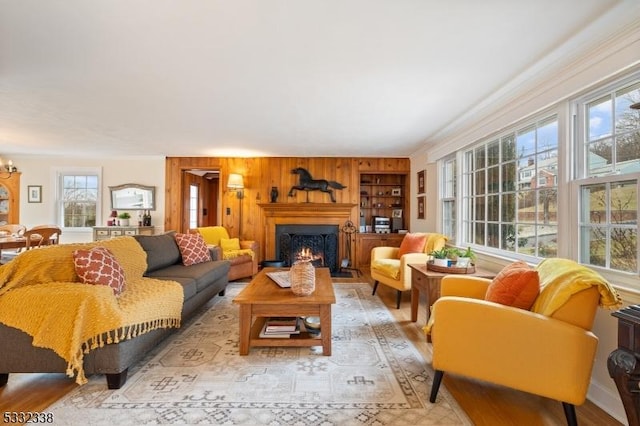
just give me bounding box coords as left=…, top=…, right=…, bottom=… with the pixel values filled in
left=429, top=370, right=444, bottom=403
left=562, top=402, right=578, bottom=426
left=396, top=290, right=402, bottom=309
left=372, top=280, right=379, bottom=296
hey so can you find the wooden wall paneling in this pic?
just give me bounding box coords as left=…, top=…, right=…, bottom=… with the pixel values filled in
left=165, top=157, right=408, bottom=267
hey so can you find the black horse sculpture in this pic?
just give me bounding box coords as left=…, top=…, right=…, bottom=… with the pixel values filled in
left=288, top=167, right=346, bottom=203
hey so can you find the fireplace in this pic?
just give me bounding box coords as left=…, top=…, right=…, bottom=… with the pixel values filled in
left=276, top=224, right=339, bottom=274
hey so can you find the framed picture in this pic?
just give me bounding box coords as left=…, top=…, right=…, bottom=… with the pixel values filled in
left=27, top=185, right=42, bottom=203
left=391, top=188, right=402, bottom=196
left=392, top=209, right=403, bottom=218
left=417, top=196, right=425, bottom=220
left=417, top=170, right=425, bottom=194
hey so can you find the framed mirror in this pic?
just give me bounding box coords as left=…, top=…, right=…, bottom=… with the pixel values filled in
left=109, top=183, right=156, bottom=210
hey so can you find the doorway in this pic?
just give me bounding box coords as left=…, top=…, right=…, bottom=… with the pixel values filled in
left=182, top=170, right=220, bottom=231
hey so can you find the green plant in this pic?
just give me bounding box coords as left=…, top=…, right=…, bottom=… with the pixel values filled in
left=458, top=246, right=476, bottom=260
left=430, top=247, right=449, bottom=259
left=117, top=212, right=131, bottom=219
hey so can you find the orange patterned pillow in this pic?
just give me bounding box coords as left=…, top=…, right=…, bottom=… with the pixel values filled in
left=485, top=260, right=540, bottom=310
left=397, top=233, right=427, bottom=258
left=175, top=233, right=211, bottom=266
left=73, top=246, right=126, bottom=296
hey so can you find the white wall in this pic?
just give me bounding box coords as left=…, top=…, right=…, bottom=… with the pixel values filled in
left=408, top=14, right=640, bottom=425
left=9, top=155, right=166, bottom=243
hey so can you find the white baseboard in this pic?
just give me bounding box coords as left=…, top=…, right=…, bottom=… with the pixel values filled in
left=588, top=378, right=628, bottom=425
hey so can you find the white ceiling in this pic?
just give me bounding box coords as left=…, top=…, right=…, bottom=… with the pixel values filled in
left=0, top=0, right=632, bottom=158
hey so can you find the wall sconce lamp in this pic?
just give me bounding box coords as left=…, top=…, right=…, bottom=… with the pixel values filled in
left=227, top=173, right=245, bottom=236
left=227, top=173, right=245, bottom=199
left=0, top=157, right=17, bottom=179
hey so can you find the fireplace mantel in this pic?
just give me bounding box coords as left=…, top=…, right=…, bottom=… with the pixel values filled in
left=259, top=203, right=357, bottom=259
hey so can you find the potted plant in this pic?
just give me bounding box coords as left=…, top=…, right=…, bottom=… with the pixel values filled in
left=430, top=247, right=450, bottom=267
left=455, top=246, right=475, bottom=267
left=118, top=212, right=131, bottom=226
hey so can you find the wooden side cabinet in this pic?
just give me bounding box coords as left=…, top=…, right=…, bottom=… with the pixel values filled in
left=0, top=173, right=20, bottom=225
left=355, top=233, right=404, bottom=268
left=608, top=305, right=640, bottom=426
left=93, top=226, right=154, bottom=241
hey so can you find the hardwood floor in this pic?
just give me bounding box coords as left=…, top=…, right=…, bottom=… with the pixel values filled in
left=0, top=271, right=623, bottom=426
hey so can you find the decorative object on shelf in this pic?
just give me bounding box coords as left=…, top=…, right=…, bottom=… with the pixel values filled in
left=117, top=212, right=131, bottom=226
left=0, top=157, right=17, bottom=179
left=289, top=260, right=315, bottom=296
left=417, top=195, right=425, bottom=220
left=270, top=186, right=279, bottom=203
left=392, top=209, right=402, bottom=218
left=143, top=210, right=152, bottom=226
left=288, top=167, right=346, bottom=203
left=417, top=170, right=425, bottom=194
left=27, top=185, right=42, bottom=203
left=391, top=188, right=401, bottom=196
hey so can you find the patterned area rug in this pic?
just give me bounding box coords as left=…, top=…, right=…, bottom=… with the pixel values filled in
left=49, top=283, right=471, bottom=425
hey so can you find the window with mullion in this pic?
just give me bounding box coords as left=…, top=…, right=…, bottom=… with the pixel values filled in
left=575, top=76, right=640, bottom=274
left=462, top=115, right=558, bottom=258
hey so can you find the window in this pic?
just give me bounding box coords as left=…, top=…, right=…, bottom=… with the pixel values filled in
left=575, top=77, right=640, bottom=274
left=441, top=156, right=456, bottom=242
left=461, top=115, right=558, bottom=258
left=189, top=184, right=199, bottom=229
left=57, top=169, right=100, bottom=229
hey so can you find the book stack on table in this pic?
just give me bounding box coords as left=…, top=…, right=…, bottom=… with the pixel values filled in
left=259, top=317, right=301, bottom=338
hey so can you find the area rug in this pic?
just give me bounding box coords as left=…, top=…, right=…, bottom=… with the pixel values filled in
left=48, top=283, right=471, bottom=425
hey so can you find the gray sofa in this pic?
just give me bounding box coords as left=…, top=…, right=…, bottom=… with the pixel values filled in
left=0, top=231, right=230, bottom=389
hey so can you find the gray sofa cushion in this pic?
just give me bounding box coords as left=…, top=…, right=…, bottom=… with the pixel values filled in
left=148, top=260, right=230, bottom=293
left=133, top=231, right=181, bottom=273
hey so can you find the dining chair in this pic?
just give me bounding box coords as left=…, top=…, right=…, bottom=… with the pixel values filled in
left=23, top=225, right=62, bottom=249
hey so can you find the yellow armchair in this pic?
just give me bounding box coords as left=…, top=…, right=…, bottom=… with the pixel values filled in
left=191, top=226, right=259, bottom=281
left=370, top=233, right=447, bottom=309
left=428, top=258, right=621, bottom=426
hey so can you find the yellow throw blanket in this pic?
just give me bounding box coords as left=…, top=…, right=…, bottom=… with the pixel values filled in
left=532, top=258, right=622, bottom=316
left=0, top=237, right=183, bottom=384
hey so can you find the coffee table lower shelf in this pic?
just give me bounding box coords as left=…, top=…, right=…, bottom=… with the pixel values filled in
left=249, top=317, right=323, bottom=348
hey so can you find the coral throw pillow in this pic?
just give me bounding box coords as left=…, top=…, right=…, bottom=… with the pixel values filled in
left=397, top=233, right=428, bottom=258
left=175, top=233, right=212, bottom=266
left=73, top=246, right=126, bottom=296
left=485, top=260, right=540, bottom=310
left=220, top=238, right=241, bottom=252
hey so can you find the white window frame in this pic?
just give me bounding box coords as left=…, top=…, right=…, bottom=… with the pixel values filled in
left=459, top=114, right=559, bottom=262
left=53, top=167, right=102, bottom=232
left=441, top=155, right=457, bottom=243
left=570, top=72, right=640, bottom=285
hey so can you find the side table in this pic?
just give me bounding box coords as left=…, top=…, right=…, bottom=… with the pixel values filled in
left=608, top=305, right=640, bottom=426
left=408, top=263, right=496, bottom=337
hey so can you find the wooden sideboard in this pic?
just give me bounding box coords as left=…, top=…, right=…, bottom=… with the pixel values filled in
left=354, top=233, right=404, bottom=268
left=93, top=226, right=154, bottom=241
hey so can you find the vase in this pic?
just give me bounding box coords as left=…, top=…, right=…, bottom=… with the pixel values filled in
left=433, top=258, right=449, bottom=267
left=119, top=218, right=130, bottom=226
left=289, top=260, right=315, bottom=296
left=270, top=186, right=279, bottom=203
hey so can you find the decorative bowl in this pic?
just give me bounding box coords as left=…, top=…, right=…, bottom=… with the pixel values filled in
left=303, top=316, right=321, bottom=336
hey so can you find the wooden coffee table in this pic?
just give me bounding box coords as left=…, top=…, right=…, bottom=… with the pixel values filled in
left=232, top=267, right=336, bottom=355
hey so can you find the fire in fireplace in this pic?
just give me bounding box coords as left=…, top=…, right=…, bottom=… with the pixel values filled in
left=275, top=224, right=339, bottom=274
